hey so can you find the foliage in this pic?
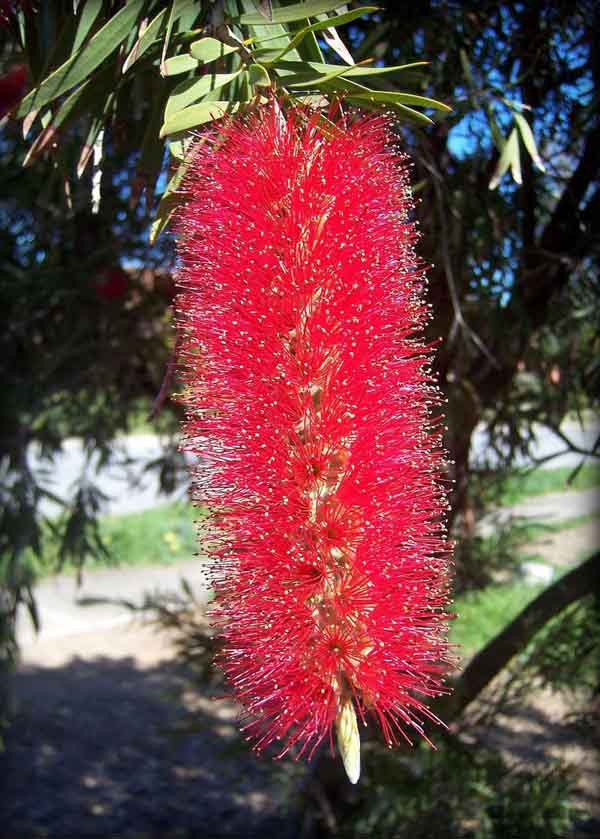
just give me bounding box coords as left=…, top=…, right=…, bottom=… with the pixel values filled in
left=452, top=580, right=543, bottom=654
left=4, top=0, right=450, bottom=242
left=331, top=739, right=581, bottom=839
left=492, top=462, right=600, bottom=507
left=19, top=501, right=199, bottom=578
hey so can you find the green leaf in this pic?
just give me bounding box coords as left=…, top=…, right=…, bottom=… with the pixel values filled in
left=163, top=54, right=199, bottom=76
left=122, top=9, right=168, bottom=74
left=290, top=66, right=449, bottom=114
left=352, top=90, right=451, bottom=112
left=23, top=59, right=117, bottom=165
left=459, top=48, right=475, bottom=89
left=489, top=127, right=520, bottom=190
left=164, top=71, right=242, bottom=119
left=287, top=18, right=324, bottom=63
left=136, top=87, right=169, bottom=206
left=168, top=132, right=193, bottom=160
left=275, top=58, right=429, bottom=78
left=161, top=0, right=198, bottom=76
left=248, top=63, right=271, bottom=87
left=347, top=95, right=435, bottom=125
left=16, top=0, right=146, bottom=118
left=160, top=101, right=241, bottom=136
left=266, top=7, right=378, bottom=63
left=509, top=130, right=522, bottom=185
left=513, top=112, right=546, bottom=173
left=150, top=161, right=188, bottom=243
left=237, top=0, right=347, bottom=25
left=484, top=101, right=505, bottom=152
left=287, top=60, right=363, bottom=87
left=189, top=37, right=239, bottom=63
left=72, top=1, right=102, bottom=53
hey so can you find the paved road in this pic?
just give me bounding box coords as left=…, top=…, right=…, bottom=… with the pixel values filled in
left=28, top=417, right=599, bottom=517
left=16, top=557, right=211, bottom=648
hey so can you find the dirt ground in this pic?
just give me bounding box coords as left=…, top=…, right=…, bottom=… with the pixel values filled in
left=2, top=519, right=599, bottom=838
left=1, top=622, right=298, bottom=839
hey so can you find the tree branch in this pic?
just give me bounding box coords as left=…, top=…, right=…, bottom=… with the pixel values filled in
left=439, top=552, right=600, bottom=721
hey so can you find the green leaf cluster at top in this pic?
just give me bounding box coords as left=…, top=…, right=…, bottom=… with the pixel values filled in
left=12, top=0, right=451, bottom=240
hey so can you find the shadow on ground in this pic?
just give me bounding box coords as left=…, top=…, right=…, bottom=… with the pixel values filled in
left=1, top=656, right=297, bottom=839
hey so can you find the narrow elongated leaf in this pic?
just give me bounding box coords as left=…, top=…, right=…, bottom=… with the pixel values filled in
left=484, top=101, right=505, bottom=152
left=266, top=7, right=377, bottom=63
left=237, top=0, right=346, bottom=25
left=72, top=1, right=102, bottom=52
left=238, top=0, right=300, bottom=61
left=161, top=0, right=197, bottom=76
left=123, top=9, right=168, bottom=74
left=160, top=100, right=241, bottom=136
left=513, top=111, right=546, bottom=173
left=459, top=48, right=475, bottom=89
left=248, top=63, right=271, bottom=87
left=347, top=95, right=435, bottom=125
left=164, top=71, right=242, bottom=119
left=16, top=0, right=145, bottom=117
left=189, top=37, right=239, bottom=63
left=23, top=60, right=117, bottom=165
left=275, top=58, right=429, bottom=78
left=287, top=60, right=369, bottom=88
left=164, top=54, right=199, bottom=75
left=322, top=25, right=354, bottom=65
left=150, top=160, right=188, bottom=242
left=489, top=127, right=520, bottom=190
left=137, top=95, right=167, bottom=208
left=350, top=90, right=451, bottom=112
left=509, top=131, right=522, bottom=184
left=287, top=20, right=324, bottom=63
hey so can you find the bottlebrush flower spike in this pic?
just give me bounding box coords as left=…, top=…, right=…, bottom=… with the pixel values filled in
left=176, top=100, right=452, bottom=781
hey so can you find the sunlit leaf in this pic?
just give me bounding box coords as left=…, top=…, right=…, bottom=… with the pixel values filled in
left=123, top=9, right=167, bottom=74
left=189, top=36, right=240, bottom=63
left=513, top=111, right=546, bottom=173
left=150, top=160, right=188, bottom=242
left=248, top=63, right=271, bottom=87
left=489, top=127, right=520, bottom=190
left=237, top=0, right=346, bottom=25
left=16, top=0, right=146, bottom=118
left=163, top=54, right=199, bottom=76
left=275, top=58, right=428, bottom=78
left=160, top=100, right=241, bottom=136
left=266, top=7, right=377, bottom=63
left=322, top=25, right=354, bottom=65
left=164, top=71, right=242, bottom=119
left=161, top=0, right=198, bottom=76
left=72, top=1, right=102, bottom=52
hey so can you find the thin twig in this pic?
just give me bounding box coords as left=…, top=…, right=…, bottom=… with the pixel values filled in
left=420, top=155, right=500, bottom=368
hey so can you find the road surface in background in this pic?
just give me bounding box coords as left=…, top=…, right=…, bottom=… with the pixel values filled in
left=28, top=416, right=599, bottom=517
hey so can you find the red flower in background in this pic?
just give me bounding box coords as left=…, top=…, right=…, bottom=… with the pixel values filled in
left=0, top=63, right=27, bottom=119
left=0, top=1, right=32, bottom=30
left=177, top=102, right=452, bottom=781
left=96, top=266, right=130, bottom=301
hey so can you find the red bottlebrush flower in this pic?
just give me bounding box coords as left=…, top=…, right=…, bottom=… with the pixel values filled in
left=0, top=63, right=27, bottom=119
left=176, top=101, right=452, bottom=781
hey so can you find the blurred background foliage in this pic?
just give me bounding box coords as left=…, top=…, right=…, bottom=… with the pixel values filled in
left=1, top=1, right=599, bottom=836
